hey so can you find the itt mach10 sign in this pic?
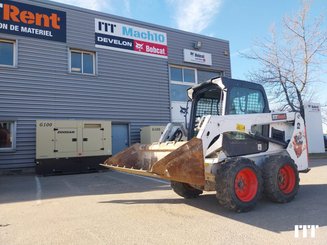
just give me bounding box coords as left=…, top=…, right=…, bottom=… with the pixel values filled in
left=95, top=18, right=168, bottom=58
left=0, top=0, right=66, bottom=42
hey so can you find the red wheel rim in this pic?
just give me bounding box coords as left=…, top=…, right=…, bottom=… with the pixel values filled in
left=278, top=164, right=296, bottom=194
left=234, top=167, right=258, bottom=202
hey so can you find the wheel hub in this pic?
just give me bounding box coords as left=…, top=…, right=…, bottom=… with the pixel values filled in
left=234, top=167, right=258, bottom=202
left=278, top=164, right=296, bottom=194
left=237, top=179, right=245, bottom=189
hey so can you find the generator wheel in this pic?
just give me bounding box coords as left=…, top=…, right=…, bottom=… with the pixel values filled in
left=171, top=181, right=203, bottom=199
left=262, top=155, right=299, bottom=203
left=215, top=158, right=263, bottom=212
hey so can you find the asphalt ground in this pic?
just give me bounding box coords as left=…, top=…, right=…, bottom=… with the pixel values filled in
left=0, top=158, right=326, bottom=245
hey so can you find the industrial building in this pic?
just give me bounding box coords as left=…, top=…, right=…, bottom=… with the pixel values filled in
left=0, top=0, right=231, bottom=169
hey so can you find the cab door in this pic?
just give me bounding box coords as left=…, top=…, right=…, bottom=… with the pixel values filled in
left=223, top=87, right=269, bottom=156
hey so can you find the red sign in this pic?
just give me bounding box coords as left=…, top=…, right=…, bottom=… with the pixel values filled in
left=133, top=40, right=167, bottom=57
left=272, top=113, right=287, bottom=121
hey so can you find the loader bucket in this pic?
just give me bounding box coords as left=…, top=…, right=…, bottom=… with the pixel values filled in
left=101, top=138, right=205, bottom=186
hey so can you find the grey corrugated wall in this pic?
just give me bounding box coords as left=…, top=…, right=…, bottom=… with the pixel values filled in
left=0, top=0, right=231, bottom=168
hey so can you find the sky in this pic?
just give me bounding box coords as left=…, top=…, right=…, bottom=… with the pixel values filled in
left=52, top=0, right=327, bottom=130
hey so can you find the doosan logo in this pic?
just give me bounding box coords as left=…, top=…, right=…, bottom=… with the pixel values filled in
left=0, top=2, right=61, bottom=29
left=57, top=131, right=75, bottom=134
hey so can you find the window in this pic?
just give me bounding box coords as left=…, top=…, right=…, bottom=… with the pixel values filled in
left=0, top=39, right=16, bottom=67
left=196, top=98, right=221, bottom=118
left=197, top=70, right=222, bottom=83
left=0, top=121, right=16, bottom=151
left=170, top=84, right=189, bottom=101
left=70, top=49, right=95, bottom=75
left=170, top=67, right=183, bottom=81
left=184, top=68, right=195, bottom=83
left=169, top=67, right=224, bottom=123
left=228, top=87, right=265, bottom=115
left=170, top=66, right=197, bottom=103
left=170, top=66, right=196, bottom=84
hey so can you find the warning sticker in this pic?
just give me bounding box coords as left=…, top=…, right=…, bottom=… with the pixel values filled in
left=236, top=123, right=245, bottom=132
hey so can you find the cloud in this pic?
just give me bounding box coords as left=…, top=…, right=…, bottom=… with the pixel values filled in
left=53, top=0, right=111, bottom=12
left=167, top=0, right=223, bottom=33
left=53, top=0, right=133, bottom=18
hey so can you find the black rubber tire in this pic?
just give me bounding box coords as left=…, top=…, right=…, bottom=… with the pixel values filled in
left=262, top=155, right=299, bottom=203
left=171, top=181, right=203, bottom=199
left=215, top=158, right=263, bottom=212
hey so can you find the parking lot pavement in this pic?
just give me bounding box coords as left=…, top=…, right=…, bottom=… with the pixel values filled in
left=0, top=158, right=326, bottom=245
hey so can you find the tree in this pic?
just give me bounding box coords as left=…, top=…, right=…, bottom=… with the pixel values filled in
left=243, top=1, right=327, bottom=119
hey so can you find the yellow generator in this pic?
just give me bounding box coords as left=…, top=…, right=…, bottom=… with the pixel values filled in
left=36, top=120, right=111, bottom=175
left=140, top=126, right=166, bottom=144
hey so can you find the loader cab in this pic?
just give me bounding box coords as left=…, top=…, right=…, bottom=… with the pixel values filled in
left=188, top=77, right=270, bottom=156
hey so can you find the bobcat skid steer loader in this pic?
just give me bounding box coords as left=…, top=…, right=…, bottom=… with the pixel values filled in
left=101, top=77, right=309, bottom=212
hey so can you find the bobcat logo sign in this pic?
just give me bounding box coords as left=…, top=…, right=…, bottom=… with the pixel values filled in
left=135, top=42, right=144, bottom=51
left=183, top=49, right=212, bottom=66
left=0, top=0, right=66, bottom=42
left=95, top=18, right=168, bottom=58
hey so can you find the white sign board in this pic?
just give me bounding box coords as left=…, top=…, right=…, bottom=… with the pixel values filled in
left=304, top=102, right=325, bottom=153
left=307, top=104, right=320, bottom=112
left=183, top=49, right=212, bottom=66
left=95, top=18, right=168, bottom=58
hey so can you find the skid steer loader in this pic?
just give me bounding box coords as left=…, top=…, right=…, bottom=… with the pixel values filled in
left=101, top=77, right=309, bottom=212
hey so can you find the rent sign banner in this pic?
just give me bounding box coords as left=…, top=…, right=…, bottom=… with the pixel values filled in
left=95, top=18, right=168, bottom=58
left=0, top=0, right=66, bottom=42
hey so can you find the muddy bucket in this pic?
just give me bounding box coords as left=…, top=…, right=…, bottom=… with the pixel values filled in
left=101, top=138, right=205, bottom=186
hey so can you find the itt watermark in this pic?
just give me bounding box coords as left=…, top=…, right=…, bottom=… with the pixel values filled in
left=294, top=225, right=319, bottom=238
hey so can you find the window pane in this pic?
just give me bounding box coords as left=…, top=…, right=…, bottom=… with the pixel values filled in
left=196, top=98, right=220, bottom=118
left=83, top=53, right=94, bottom=74
left=247, top=92, right=264, bottom=113
left=184, top=68, right=195, bottom=83
left=71, top=52, right=82, bottom=73
left=0, top=42, right=14, bottom=66
left=170, top=84, right=189, bottom=101
left=229, top=88, right=264, bottom=115
left=0, top=122, right=13, bottom=148
left=197, top=70, right=221, bottom=83
left=194, top=86, right=222, bottom=118
left=170, top=67, right=183, bottom=82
